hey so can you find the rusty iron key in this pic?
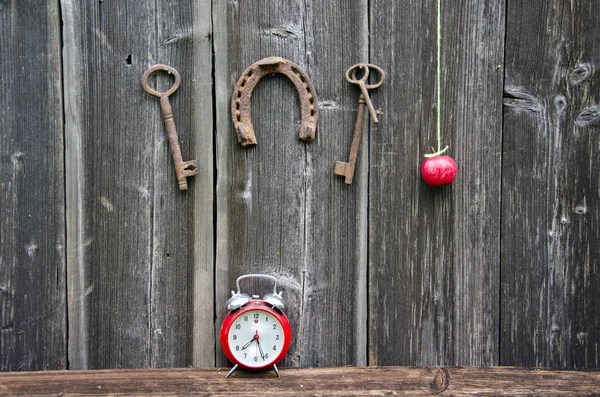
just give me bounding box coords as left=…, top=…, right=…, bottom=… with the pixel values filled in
left=142, top=64, right=198, bottom=190
left=335, top=63, right=385, bottom=184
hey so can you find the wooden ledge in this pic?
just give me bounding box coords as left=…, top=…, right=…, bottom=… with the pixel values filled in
left=0, top=366, right=599, bottom=396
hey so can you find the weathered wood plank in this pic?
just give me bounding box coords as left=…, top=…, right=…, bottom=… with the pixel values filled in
left=188, top=0, right=216, bottom=370
left=62, top=0, right=213, bottom=368
left=150, top=0, right=214, bottom=368
left=369, top=0, right=505, bottom=365
left=214, top=0, right=368, bottom=367
left=63, top=0, right=155, bottom=369
left=1, top=366, right=600, bottom=396
left=0, top=0, right=66, bottom=371
left=501, top=0, right=600, bottom=368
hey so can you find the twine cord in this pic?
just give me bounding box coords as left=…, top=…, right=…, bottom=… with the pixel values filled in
left=424, top=0, right=449, bottom=158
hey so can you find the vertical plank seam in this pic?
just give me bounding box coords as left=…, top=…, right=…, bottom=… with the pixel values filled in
left=57, top=0, right=69, bottom=370
left=211, top=0, right=228, bottom=367
left=210, top=0, right=218, bottom=368
left=301, top=0, right=309, bottom=367
left=366, top=0, right=372, bottom=366
left=498, top=0, right=509, bottom=366
left=148, top=0, right=160, bottom=368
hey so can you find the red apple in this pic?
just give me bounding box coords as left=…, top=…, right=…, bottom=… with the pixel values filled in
left=421, top=155, right=457, bottom=186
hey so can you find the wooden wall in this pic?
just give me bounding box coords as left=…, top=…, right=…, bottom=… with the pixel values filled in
left=501, top=0, right=600, bottom=368
left=1, top=0, right=598, bottom=371
left=0, top=0, right=65, bottom=371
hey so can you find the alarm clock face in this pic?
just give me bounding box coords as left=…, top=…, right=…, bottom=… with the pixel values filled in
left=221, top=304, right=291, bottom=370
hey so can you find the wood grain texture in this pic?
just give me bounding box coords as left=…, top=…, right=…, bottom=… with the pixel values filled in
left=0, top=0, right=66, bottom=371
left=62, top=0, right=213, bottom=369
left=501, top=0, right=600, bottom=368
left=188, top=0, right=215, bottom=370
left=3, top=0, right=600, bottom=373
left=151, top=0, right=214, bottom=369
left=213, top=0, right=368, bottom=367
left=369, top=0, right=505, bottom=365
left=1, top=366, right=600, bottom=396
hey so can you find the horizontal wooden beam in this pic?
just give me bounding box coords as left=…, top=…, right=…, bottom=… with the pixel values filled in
left=0, top=366, right=599, bottom=396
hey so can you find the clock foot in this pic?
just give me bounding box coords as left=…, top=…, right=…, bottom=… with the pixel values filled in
left=272, top=364, right=280, bottom=378
left=225, top=364, right=239, bottom=378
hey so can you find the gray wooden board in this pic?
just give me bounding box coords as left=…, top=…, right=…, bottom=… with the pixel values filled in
left=150, top=0, right=214, bottom=369
left=62, top=0, right=213, bottom=369
left=187, top=0, right=215, bottom=369
left=501, top=0, right=600, bottom=368
left=214, top=0, right=368, bottom=367
left=369, top=0, right=505, bottom=365
left=3, top=0, right=600, bottom=373
left=0, top=0, right=66, bottom=371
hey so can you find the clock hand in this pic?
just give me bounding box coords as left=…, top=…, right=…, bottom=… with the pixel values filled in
left=241, top=329, right=259, bottom=350
left=257, top=339, right=265, bottom=360
left=241, top=337, right=255, bottom=350
left=254, top=329, right=266, bottom=360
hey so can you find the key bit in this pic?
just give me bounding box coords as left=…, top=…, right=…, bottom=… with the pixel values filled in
left=335, top=95, right=368, bottom=184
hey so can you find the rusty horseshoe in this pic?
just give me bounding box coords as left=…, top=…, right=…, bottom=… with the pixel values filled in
left=231, top=57, right=318, bottom=146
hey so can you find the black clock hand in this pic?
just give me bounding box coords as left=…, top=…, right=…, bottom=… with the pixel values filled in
left=242, top=330, right=259, bottom=350
left=257, top=339, right=265, bottom=360
left=241, top=337, right=254, bottom=350
left=252, top=329, right=265, bottom=360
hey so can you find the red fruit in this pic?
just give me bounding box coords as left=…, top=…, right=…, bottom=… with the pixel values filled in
left=421, top=155, right=457, bottom=186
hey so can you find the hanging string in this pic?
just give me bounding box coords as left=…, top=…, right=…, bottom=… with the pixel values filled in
left=424, top=0, right=449, bottom=158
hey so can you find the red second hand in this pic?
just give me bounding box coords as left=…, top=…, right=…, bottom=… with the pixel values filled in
left=255, top=329, right=259, bottom=358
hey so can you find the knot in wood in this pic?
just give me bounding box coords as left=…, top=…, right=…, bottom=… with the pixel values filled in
left=430, top=367, right=450, bottom=394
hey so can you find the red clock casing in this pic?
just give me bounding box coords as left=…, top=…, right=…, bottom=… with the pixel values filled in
left=220, top=300, right=292, bottom=371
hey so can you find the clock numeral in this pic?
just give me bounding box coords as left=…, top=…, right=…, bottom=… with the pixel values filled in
left=244, top=353, right=247, bottom=358
left=272, top=324, right=277, bottom=330
left=275, top=335, right=279, bottom=340
left=265, top=353, right=269, bottom=359
left=235, top=324, right=241, bottom=330
left=273, top=345, right=277, bottom=351
left=265, top=316, right=269, bottom=322
left=253, top=313, right=259, bottom=319
left=233, top=335, right=237, bottom=340
left=236, top=345, right=240, bottom=351
left=244, top=316, right=248, bottom=321
left=254, top=356, right=258, bottom=362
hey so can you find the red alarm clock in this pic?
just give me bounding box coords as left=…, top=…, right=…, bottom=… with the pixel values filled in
left=220, top=274, right=292, bottom=378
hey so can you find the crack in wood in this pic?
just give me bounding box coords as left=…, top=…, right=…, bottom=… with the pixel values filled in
left=503, top=87, right=542, bottom=112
